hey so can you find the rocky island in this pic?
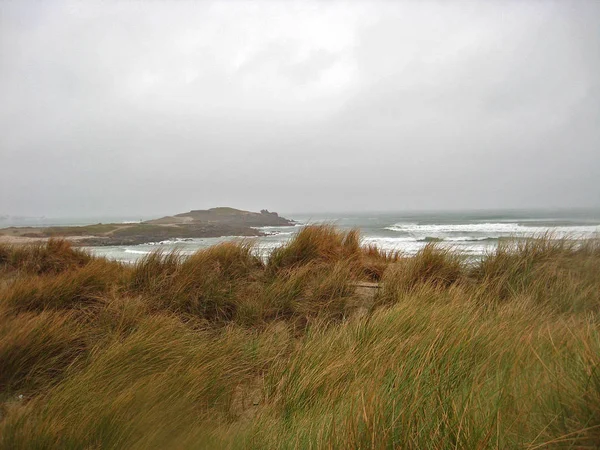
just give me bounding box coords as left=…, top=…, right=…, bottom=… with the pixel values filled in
left=0, top=207, right=296, bottom=246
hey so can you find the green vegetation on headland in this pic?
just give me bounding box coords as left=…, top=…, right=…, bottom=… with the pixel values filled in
left=0, top=207, right=296, bottom=246
left=0, top=226, right=599, bottom=449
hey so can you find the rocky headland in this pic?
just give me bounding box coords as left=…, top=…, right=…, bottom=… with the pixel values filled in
left=0, top=208, right=296, bottom=246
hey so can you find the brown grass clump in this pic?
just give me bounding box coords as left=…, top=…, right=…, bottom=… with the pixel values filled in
left=361, top=244, right=402, bottom=281
left=471, top=235, right=600, bottom=312
left=0, top=315, right=278, bottom=449
left=251, top=260, right=357, bottom=325
left=267, top=225, right=362, bottom=271
left=0, top=239, right=91, bottom=275
left=125, top=231, right=366, bottom=325
left=380, top=243, right=463, bottom=301
left=0, top=309, right=87, bottom=395
left=181, top=240, right=263, bottom=279
left=3, top=260, right=123, bottom=313
left=128, top=242, right=263, bottom=322
left=472, top=234, right=575, bottom=289
left=128, top=250, right=181, bottom=292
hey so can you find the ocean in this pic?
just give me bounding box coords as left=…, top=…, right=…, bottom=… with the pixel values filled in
left=78, top=209, right=600, bottom=263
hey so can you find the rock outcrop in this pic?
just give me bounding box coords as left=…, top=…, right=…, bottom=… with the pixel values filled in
left=0, top=207, right=296, bottom=246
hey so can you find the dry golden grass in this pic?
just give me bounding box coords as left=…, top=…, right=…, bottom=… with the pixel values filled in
left=380, top=243, right=463, bottom=301
left=0, top=239, right=90, bottom=275
left=3, top=259, right=124, bottom=313
left=267, top=225, right=362, bottom=271
left=360, top=243, right=402, bottom=281
left=0, top=228, right=599, bottom=449
left=0, top=309, right=87, bottom=395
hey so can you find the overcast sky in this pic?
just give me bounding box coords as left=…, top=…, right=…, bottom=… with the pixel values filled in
left=1, top=1, right=599, bottom=217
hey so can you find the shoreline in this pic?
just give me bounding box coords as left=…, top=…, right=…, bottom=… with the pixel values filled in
left=0, top=235, right=92, bottom=245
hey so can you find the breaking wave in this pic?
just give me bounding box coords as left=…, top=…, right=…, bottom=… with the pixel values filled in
left=384, top=222, right=599, bottom=240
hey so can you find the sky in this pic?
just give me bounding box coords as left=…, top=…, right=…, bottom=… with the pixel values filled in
left=1, top=0, right=599, bottom=217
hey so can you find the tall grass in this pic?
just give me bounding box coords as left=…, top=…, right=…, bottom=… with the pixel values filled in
left=267, top=225, right=361, bottom=271
left=0, top=309, right=87, bottom=396
left=3, top=260, right=123, bottom=313
left=470, top=235, right=600, bottom=312
left=0, top=239, right=90, bottom=275
left=379, top=243, right=463, bottom=303
left=0, top=230, right=599, bottom=449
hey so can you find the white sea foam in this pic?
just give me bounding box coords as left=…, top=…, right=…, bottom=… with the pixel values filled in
left=147, top=238, right=195, bottom=245
left=363, top=236, right=417, bottom=244
left=259, top=230, right=295, bottom=236
left=124, top=249, right=151, bottom=255
left=445, top=236, right=493, bottom=242
left=385, top=222, right=599, bottom=237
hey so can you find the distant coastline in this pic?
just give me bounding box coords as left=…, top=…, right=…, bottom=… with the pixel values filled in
left=0, top=207, right=296, bottom=246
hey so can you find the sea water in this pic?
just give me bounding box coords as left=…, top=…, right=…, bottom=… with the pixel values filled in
left=83, top=209, right=600, bottom=263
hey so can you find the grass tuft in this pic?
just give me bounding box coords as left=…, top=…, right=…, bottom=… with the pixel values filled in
left=380, top=243, right=463, bottom=301
left=268, top=225, right=361, bottom=271
left=3, top=260, right=122, bottom=312
left=0, top=239, right=91, bottom=275
left=0, top=309, right=87, bottom=396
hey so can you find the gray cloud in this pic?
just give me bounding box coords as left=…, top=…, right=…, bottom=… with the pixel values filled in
left=1, top=0, right=599, bottom=217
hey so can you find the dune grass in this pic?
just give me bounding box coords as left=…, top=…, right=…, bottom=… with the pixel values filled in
left=0, top=238, right=91, bottom=275
left=0, top=226, right=599, bottom=449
